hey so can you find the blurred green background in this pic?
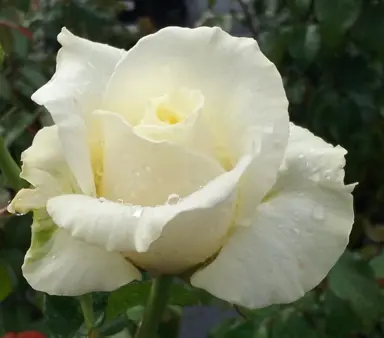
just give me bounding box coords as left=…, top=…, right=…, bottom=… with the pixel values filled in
left=0, top=0, right=383, bottom=337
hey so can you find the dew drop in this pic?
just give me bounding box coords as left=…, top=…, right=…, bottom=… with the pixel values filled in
left=312, top=205, right=325, bottom=221
left=133, top=207, right=143, bottom=218
left=298, top=154, right=305, bottom=159
left=15, top=212, right=25, bottom=217
left=166, top=193, right=181, bottom=205
left=52, top=255, right=57, bottom=260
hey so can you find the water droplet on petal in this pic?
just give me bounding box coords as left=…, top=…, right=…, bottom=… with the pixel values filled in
left=298, top=154, right=305, bottom=159
left=312, top=205, right=325, bottom=221
left=133, top=207, right=143, bottom=218
left=166, top=194, right=181, bottom=205
left=15, top=212, right=25, bottom=216
left=52, top=255, right=57, bottom=260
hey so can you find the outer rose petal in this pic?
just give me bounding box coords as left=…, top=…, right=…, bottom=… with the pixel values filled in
left=8, top=126, right=78, bottom=214
left=31, top=28, right=125, bottom=195
left=191, top=124, right=354, bottom=309
left=104, top=26, right=288, bottom=199
left=46, top=156, right=251, bottom=273
left=23, top=210, right=140, bottom=296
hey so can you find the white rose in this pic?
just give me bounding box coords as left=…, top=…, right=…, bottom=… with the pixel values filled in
left=9, top=26, right=354, bottom=309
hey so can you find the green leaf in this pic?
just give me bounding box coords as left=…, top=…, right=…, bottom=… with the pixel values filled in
left=370, top=251, right=384, bottom=279
left=15, top=0, right=31, bottom=13
left=323, top=290, right=364, bottom=338
left=258, top=29, right=287, bottom=66
left=106, top=282, right=149, bottom=320
left=328, top=251, right=384, bottom=328
left=0, top=73, right=11, bottom=99
left=0, top=249, right=24, bottom=285
left=19, top=65, right=47, bottom=90
left=288, top=24, right=321, bottom=65
left=3, top=214, right=32, bottom=249
left=352, top=3, right=384, bottom=56
left=100, top=315, right=136, bottom=336
left=0, top=260, right=12, bottom=301
left=107, top=280, right=214, bottom=320
left=43, top=295, right=83, bottom=336
left=288, top=0, right=312, bottom=17
left=11, top=28, right=29, bottom=58
left=271, top=312, right=321, bottom=338
left=314, top=0, right=362, bottom=32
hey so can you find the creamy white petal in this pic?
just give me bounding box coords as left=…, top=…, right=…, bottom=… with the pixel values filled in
left=8, top=126, right=77, bottom=214
left=191, top=124, right=354, bottom=309
left=31, top=28, right=125, bottom=195
left=96, top=111, right=223, bottom=206
left=23, top=211, right=140, bottom=296
left=104, top=26, right=288, bottom=185
left=47, top=156, right=251, bottom=273
left=134, top=88, right=214, bottom=158
left=32, top=27, right=125, bottom=113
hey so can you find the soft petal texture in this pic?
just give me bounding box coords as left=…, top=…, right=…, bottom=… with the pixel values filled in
left=96, top=111, right=223, bottom=205
left=134, top=88, right=214, bottom=157
left=104, top=26, right=288, bottom=190
left=23, top=210, right=140, bottom=296
left=32, top=28, right=125, bottom=114
left=8, top=126, right=77, bottom=214
left=31, top=28, right=125, bottom=195
left=46, top=156, right=251, bottom=273
left=191, top=124, right=354, bottom=308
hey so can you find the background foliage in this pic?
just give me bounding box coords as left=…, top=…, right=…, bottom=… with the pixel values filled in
left=0, top=0, right=383, bottom=337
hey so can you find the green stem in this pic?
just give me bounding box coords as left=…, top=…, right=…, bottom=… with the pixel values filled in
left=79, top=295, right=100, bottom=338
left=135, top=275, right=173, bottom=338
left=0, top=134, right=22, bottom=191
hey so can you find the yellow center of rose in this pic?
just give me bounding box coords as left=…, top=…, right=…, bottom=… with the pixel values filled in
left=156, top=104, right=181, bottom=125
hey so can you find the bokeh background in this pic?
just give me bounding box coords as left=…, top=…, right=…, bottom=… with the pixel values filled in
left=0, top=1, right=383, bottom=337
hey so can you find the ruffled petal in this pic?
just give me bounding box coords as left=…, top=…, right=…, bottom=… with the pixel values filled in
left=8, top=126, right=77, bottom=214
left=31, top=28, right=125, bottom=195
left=104, top=26, right=289, bottom=192
left=191, top=124, right=354, bottom=309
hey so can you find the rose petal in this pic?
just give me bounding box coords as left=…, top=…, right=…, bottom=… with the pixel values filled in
left=104, top=26, right=288, bottom=206
left=95, top=111, right=223, bottom=206
left=23, top=211, right=140, bottom=296
left=31, top=28, right=125, bottom=195
left=8, top=126, right=77, bottom=214
left=46, top=156, right=251, bottom=273
left=191, top=124, right=354, bottom=308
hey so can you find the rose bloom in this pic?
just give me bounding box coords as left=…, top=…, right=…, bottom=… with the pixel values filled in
left=9, top=27, right=354, bottom=309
